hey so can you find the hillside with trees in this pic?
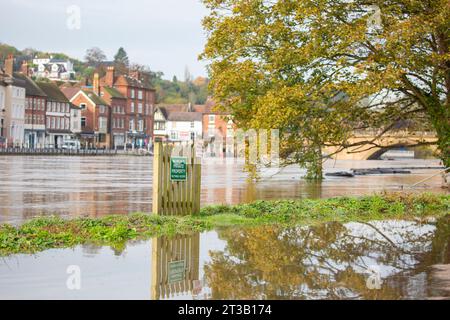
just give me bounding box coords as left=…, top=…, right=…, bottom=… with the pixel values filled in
left=0, top=43, right=209, bottom=104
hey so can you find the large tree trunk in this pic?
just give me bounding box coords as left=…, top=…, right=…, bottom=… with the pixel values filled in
left=428, top=101, right=450, bottom=169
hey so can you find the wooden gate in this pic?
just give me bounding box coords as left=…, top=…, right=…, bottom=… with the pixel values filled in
left=152, top=142, right=201, bottom=216
left=151, top=233, right=200, bottom=300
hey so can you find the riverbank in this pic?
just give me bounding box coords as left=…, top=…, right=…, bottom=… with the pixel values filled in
left=0, top=192, right=448, bottom=256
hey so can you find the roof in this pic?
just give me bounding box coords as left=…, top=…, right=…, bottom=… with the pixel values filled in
left=82, top=90, right=109, bottom=106
left=36, top=81, right=70, bottom=103
left=121, top=74, right=153, bottom=90
left=167, top=111, right=202, bottom=122
left=193, top=100, right=230, bottom=115
left=13, top=73, right=46, bottom=97
left=157, top=104, right=190, bottom=113
left=103, top=86, right=126, bottom=99
left=61, top=87, right=81, bottom=100
left=156, top=106, right=202, bottom=122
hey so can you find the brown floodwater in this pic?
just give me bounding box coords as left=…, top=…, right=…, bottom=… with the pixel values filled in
left=0, top=156, right=447, bottom=224
left=1, top=218, right=449, bottom=300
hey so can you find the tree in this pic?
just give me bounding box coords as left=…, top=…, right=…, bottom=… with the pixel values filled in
left=84, top=47, right=106, bottom=66
left=201, top=0, right=450, bottom=179
left=114, top=47, right=129, bottom=73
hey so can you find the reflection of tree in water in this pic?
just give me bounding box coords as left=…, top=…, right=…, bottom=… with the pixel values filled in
left=204, top=218, right=448, bottom=299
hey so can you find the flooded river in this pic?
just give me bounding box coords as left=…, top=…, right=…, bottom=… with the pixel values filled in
left=0, top=156, right=447, bottom=224
left=1, top=218, right=449, bottom=300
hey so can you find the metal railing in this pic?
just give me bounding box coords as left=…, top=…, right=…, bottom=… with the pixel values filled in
left=0, top=147, right=119, bottom=156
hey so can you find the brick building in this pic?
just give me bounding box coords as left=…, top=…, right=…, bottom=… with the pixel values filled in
left=70, top=90, right=110, bottom=149
left=99, top=67, right=156, bottom=148
left=194, top=100, right=236, bottom=156
left=14, top=72, right=47, bottom=148
left=100, top=86, right=127, bottom=149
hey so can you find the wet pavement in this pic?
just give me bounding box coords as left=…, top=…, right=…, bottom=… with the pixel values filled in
left=0, top=156, right=447, bottom=224
left=1, top=218, right=449, bottom=300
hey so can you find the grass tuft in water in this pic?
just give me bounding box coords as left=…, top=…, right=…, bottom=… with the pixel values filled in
left=0, top=192, right=448, bottom=256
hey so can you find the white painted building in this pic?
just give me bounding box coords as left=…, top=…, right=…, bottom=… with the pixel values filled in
left=153, top=106, right=203, bottom=142
left=33, top=57, right=75, bottom=81
left=70, top=105, right=82, bottom=135
left=0, top=81, right=5, bottom=144
left=3, top=78, right=26, bottom=147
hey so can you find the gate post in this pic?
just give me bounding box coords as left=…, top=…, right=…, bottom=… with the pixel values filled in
left=152, top=142, right=163, bottom=215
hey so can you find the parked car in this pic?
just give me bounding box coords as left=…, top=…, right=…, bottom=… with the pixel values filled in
left=61, top=141, right=81, bottom=150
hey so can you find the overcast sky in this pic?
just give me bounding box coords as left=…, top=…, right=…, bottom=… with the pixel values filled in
left=0, top=0, right=209, bottom=80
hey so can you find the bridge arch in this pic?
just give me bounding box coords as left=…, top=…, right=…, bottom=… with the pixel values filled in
left=366, top=144, right=436, bottom=160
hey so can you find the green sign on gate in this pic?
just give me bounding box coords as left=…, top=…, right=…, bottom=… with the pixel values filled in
left=170, top=157, right=187, bottom=181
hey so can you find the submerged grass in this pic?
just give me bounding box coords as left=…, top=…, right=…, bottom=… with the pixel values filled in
left=0, top=192, right=449, bottom=256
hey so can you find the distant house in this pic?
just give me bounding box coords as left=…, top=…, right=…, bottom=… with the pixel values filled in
left=100, top=66, right=156, bottom=148
left=99, top=85, right=127, bottom=149
left=32, top=57, right=75, bottom=81
left=70, top=90, right=110, bottom=149
left=193, top=100, right=234, bottom=140
left=1, top=55, right=26, bottom=147
left=36, top=81, right=73, bottom=148
left=60, top=87, right=82, bottom=138
left=192, top=100, right=235, bottom=156
left=13, top=73, right=47, bottom=148
left=153, top=104, right=203, bottom=142
left=0, top=76, right=6, bottom=145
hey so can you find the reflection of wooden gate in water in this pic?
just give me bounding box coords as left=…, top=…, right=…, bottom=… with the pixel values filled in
left=151, top=233, right=200, bottom=300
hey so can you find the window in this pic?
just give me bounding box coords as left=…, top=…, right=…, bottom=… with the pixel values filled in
left=190, top=121, right=195, bottom=129
left=129, top=119, right=135, bottom=131
left=130, top=102, right=135, bottom=113
left=138, top=90, right=143, bottom=100
left=80, top=103, right=86, bottom=110
left=170, top=131, right=178, bottom=140
left=66, top=118, right=70, bottom=130
left=99, top=105, right=106, bottom=114
left=138, top=120, right=144, bottom=132
left=138, top=103, right=142, bottom=114
left=130, top=89, right=135, bottom=99
left=209, top=115, right=216, bottom=123
left=154, top=122, right=165, bottom=130
left=99, top=117, right=107, bottom=130
left=51, top=117, right=55, bottom=129
left=81, top=117, right=86, bottom=128
left=47, top=117, right=50, bottom=128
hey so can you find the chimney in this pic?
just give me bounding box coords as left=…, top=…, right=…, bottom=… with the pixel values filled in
left=106, top=66, right=115, bottom=87
left=93, top=73, right=100, bottom=95
left=4, top=54, right=14, bottom=76
left=20, top=60, right=29, bottom=76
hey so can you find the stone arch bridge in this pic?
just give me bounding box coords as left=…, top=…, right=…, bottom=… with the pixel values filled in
left=326, top=131, right=438, bottom=161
